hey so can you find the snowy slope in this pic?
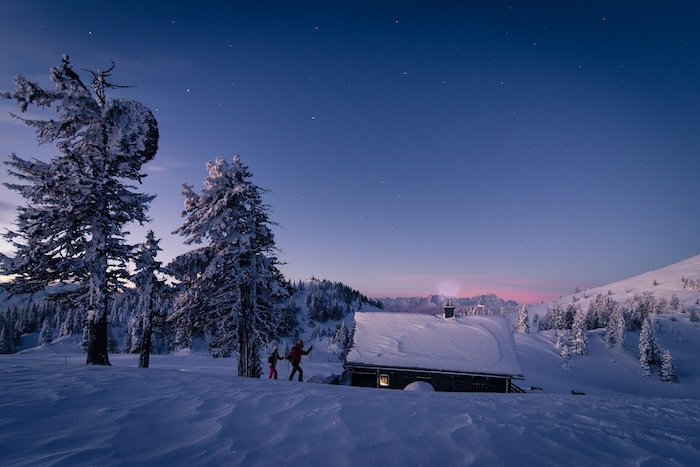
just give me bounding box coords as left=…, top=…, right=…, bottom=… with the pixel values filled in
left=519, top=254, right=700, bottom=397
left=529, top=254, right=700, bottom=311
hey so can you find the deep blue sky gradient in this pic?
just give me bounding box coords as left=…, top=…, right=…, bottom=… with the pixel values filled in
left=1, top=1, right=698, bottom=302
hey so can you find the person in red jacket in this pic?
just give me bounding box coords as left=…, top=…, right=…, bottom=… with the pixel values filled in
left=287, top=340, right=313, bottom=382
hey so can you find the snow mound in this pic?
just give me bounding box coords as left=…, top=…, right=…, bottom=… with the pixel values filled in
left=404, top=381, right=435, bottom=391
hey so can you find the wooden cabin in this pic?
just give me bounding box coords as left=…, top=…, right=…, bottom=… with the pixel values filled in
left=343, top=309, right=524, bottom=393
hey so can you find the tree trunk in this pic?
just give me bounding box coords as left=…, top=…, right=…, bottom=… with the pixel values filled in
left=237, top=277, right=262, bottom=378
left=86, top=313, right=111, bottom=365
left=139, top=324, right=152, bottom=368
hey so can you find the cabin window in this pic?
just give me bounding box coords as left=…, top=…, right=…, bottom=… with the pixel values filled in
left=378, top=373, right=390, bottom=387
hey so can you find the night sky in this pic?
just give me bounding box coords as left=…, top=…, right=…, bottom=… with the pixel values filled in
left=1, top=1, right=698, bottom=303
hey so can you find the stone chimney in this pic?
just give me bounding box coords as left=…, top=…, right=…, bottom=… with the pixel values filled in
left=444, top=298, right=455, bottom=318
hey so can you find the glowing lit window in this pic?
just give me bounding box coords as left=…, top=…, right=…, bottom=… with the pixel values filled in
left=378, top=374, right=390, bottom=387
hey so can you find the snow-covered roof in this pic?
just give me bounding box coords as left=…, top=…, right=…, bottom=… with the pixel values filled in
left=345, top=312, right=523, bottom=377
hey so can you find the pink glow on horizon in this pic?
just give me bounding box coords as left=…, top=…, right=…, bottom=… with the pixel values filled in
left=359, top=273, right=599, bottom=304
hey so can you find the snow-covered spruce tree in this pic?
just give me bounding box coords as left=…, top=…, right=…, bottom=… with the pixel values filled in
left=128, top=230, right=167, bottom=368
left=563, top=302, right=578, bottom=330
left=513, top=304, right=530, bottom=333
left=37, top=318, right=53, bottom=345
left=569, top=305, right=588, bottom=355
left=585, top=299, right=598, bottom=330
left=669, top=294, right=681, bottom=313
left=640, top=354, right=651, bottom=377
left=169, top=155, right=292, bottom=378
left=659, top=349, right=676, bottom=382
left=335, top=320, right=349, bottom=349
left=560, top=341, right=570, bottom=369
left=604, top=302, right=626, bottom=349
left=586, top=294, right=614, bottom=330
left=0, top=56, right=158, bottom=365
left=0, top=323, right=15, bottom=354
left=639, top=317, right=660, bottom=377
left=554, top=332, right=564, bottom=350
left=627, top=292, right=658, bottom=330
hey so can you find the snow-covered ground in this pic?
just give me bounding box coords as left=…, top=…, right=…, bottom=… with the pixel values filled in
left=2, top=256, right=700, bottom=465
left=2, top=340, right=699, bottom=466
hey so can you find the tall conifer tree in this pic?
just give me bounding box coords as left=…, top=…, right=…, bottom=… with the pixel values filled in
left=639, top=317, right=660, bottom=376
left=570, top=305, right=588, bottom=355
left=1, top=56, right=158, bottom=364
left=169, top=156, right=291, bottom=377
left=513, top=304, right=530, bottom=333
left=659, top=350, right=676, bottom=382
left=129, top=230, right=166, bottom=368
left=604, top=303, right=626, bottom=349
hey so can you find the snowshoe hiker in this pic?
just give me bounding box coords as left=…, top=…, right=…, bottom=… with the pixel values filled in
left=287, top=340, right=313, bottom=382
left=268, top=346, right=285, bottom=380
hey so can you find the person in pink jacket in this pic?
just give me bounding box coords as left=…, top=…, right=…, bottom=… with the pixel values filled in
left=267, top=346, right=285, bottom=379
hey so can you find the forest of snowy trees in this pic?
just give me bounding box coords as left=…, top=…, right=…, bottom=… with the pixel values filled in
left=514, top=290, right=685, bottom=382
left=302, top=278, right=383, bottom=323
left=0, top=57, right=324, bottom=376
left=0, top=274, right=371, bottom=359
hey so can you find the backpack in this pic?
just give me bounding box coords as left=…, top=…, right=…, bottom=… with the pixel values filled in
left=267, top=353, right=274, bottom=364
left=288, top=345, right=301, bottom=362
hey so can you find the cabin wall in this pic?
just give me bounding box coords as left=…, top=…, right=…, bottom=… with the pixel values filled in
left=346, top=366, right=510, bottom=393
